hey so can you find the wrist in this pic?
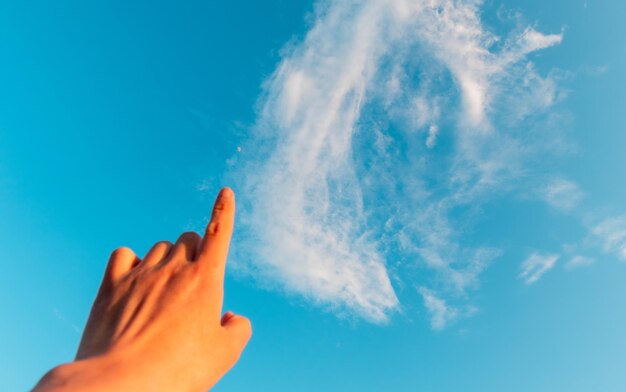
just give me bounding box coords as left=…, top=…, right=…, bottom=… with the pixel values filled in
left=32, top=348, right=203, bottom=392
left=33, top=354, right=127, bottom=392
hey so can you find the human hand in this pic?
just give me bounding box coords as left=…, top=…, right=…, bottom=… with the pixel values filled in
left=34, top=188, right=251, bottom=392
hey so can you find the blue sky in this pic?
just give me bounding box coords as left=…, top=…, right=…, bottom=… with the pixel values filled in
left=1, top=0, right=625, bottom=391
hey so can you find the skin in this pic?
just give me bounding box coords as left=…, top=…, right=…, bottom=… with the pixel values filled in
left=33, top=187, right=252, bottom=392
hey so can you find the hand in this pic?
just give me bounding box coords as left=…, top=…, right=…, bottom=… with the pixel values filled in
left=34, top=187, right=252, bottom=392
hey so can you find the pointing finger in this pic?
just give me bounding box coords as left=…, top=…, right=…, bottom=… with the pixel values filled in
left=198, top=187, right=235, bottom=281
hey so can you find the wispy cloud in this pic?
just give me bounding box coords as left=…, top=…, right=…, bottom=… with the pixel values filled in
left=418, top=287, right=458, bottom=330
left=564, top=255, right=595, bottom=270
left=233, top=0, right=564, bottom=325
left=590, top=216, right=626, bottom=261
left=519, top=253, right=560, bottom=285
left=540, top=179, right=584, bottom=210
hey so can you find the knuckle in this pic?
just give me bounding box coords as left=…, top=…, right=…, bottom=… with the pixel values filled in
left=111, top=246, right=133, bottom=258
left=188, top=231, right=201, bottom=240
left=213, top=201, right=227, bottom=212
left=205, top=221, right=220, bottom=236
left=178, top=231, right=201, bottom=242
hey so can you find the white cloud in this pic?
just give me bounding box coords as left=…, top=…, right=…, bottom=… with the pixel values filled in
left=234, top=0, right=565, bottom=325
left=519, top=253, right=560, bottom=284
left=426, top=125, right=439, bottom=149
left=564, top=255, right=595, bottom=270
left=419, top=287, right=458, bottom=330
left=590, top=216, right=626, bottom=261
left=540, top=179, right=583, bottom=210
left=195, top=179, right=211, bottom=192
left=579, top=64, right=608, bottom=76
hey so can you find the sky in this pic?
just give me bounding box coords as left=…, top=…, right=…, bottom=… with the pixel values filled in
left=1, top=0, right=626, bottom=391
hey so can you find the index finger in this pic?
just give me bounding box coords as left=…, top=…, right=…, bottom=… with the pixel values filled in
left=197, top=187, right=236, bottom=280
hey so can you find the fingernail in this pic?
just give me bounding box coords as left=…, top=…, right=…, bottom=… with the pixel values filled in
left=219, top=187, right=233, bottom=199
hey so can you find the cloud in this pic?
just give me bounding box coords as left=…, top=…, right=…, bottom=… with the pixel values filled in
left=233, top=0, right=564, bottom=325
left=519, top=253, right=560, bottom=284
left=418, top=287, right=458, bottom=330
left=564, top=255, right=595, bottom=270
left=540, top=179, right=584, bottom=210
left=425, top=125, right=439, bottom=149
left=590, top=216, right=626, bottom=261
left=579, top=64, right=608, bottom=76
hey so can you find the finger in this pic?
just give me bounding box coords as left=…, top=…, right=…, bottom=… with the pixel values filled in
left=221, top=311, right=236, bottom=326
left=104, top=247, right=140, bottom=283
left=171, top=231, right=202, bottom=261
left=222, top=312, right=252, bottom=349
left=142, top=241, right=173, bottom=267
left=198, top=187, right=235, bottom=278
